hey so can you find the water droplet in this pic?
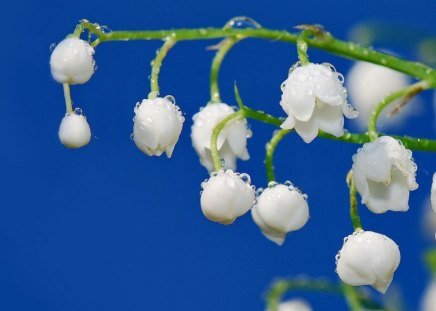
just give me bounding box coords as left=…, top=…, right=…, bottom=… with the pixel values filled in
left=49, top=43, right=57, bottom=52
left=322, top=62, right=336, bottom=72
left=267, top=181, right=278, bottom=188
left=255, top=188, right=264, bottom=196
left=246, top=129, right=253, bottom=138
left=284, top=180, right=293, bottom=187
left=130, top=133, right=134, bottom=140
left=165, top=95, right=176, bottom=105
left=337, top=73, right=345, bottom=83
left=74, top=107, right=83, bottom=115
left=288, top=61, right=301, bottom=75
left=223, top=16, right=262, bottom=29
left=239, top=173, right=251, bottom=184
left=99, top=25, right=112, bottom=34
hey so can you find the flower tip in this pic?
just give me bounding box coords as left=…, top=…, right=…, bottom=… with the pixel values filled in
left=58, top=112, right=91, bottom=149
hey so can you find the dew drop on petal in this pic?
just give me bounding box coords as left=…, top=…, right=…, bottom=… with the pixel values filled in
left=74, top=107, right=83, bottom=116
left=239, top=173, right=251, bottom=184
left=49, top=43, right=57, bottom=52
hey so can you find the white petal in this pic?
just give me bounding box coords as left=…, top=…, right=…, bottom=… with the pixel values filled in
left=280, top=115, right=295, bottom=130
left=432, top=173, right=436, bottom=214
left=294, top=118, right=319, bottom=143
left=314, top=104, right=344, bottom=137
left=286, top=93, right=316, bottom=122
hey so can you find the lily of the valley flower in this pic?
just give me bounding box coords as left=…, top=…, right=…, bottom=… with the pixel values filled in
left=252, top=182, right=309, bottom=246
left=200, top=170, right=255, bottom=224
left=280, top=63, right=358, bottom=143
left=191, top=103, right=250, bottom=172
left=352, top=136, right=418, bottom=213
left=50, top=37, right=95, bottom=84
left=58, top=110, right=91, bottom=148
left=336, top=230, right=400, bottom=294
left=133, top=96, right=184, bottom=158
left=270, top=299, right=312, bottom=311
left=421, top=281, right=436, bottom=311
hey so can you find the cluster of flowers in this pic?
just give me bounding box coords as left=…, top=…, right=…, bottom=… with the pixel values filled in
left=50, top=36, right=429, bottom=296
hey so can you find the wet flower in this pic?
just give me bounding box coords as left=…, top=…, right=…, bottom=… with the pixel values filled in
left=270, top=299, right=312, bottom=311
left=252, top=182, right=309, bottom=245
left=200, top=170, right=255, bottom=224
left=280, top=63, right=358, bottom=143
left=336, top=230, right=400, bottom=294
left=58, top=110, right=91, bottom=148
left=133, top=96, right=184, bottom=157
left=431, top=172, right=436, bottom=214
left=50, top=37, right=95, bottom=84
left=421, top=281, right=436, bottom=311
left=352, top=136, right=418, bottom=213
left=191, top=103, right=250, bottom=172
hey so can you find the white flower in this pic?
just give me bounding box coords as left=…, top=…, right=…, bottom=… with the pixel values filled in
left=50, top=37, right=95, bottom=84
left=347, top=61, right=413, bottom=130
left=336, top=230, right=400, bottom=294
left=200, top=170, right=255, bottom=224
left=431, top=172, right=436, bottom=214
left=133, top=96, right=184, bottom=158
left=269, top=299, right=312, bottom=311
left=421, top=281, right=436, bottom=311
left=252, top=182, right=309, bottom=246
left=352, top=136, right=418, bottom=213
left=58, top=110, right=91, bottom=148
left=280, top=63, right=358, bottom=143
left=191, top=103, right=250, bottom=172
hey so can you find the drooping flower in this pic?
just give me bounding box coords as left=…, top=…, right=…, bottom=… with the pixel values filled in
left=352, top=136, right=418, bottom=213
left=280, top=63, right=358, bottom=143
left=200, top=170, right=255, bottom=224
left=50, top=37, right=95, bottom=84
left=421, top=281, right=436, bottom=311
left=347, top=61, right=413, bottom=130
left=336, top=230, right=400, bottom=294
left=58, top=110, right=91, bottom=148
left=269, top=299, right=312, bottom=311
left=133, top=96, right=184, bottom=158
left=191, top=103, right=250, bottom=172
left=251, top=182, right=309, bottom=246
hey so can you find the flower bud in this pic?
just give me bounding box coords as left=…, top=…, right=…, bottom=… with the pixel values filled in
left=352, top=136, right=418, bottom=213
left=58, top=111, right=91, bottom=148
left=200, top=170, right=255, bottom=224
left=280, top=63, right=358, bottom=143
left=270, top=299, right=312, bottom=311
left=252, top=183, right=309, bottom=245
left=50, top=37, right=95, bottom=84
left=421, top=281, right=436, bottom=311
left=191, top=103, right=250, bottom=172
left=133, top=96, right=184, bottom=158
left=336, top=230, right=400, bottom=294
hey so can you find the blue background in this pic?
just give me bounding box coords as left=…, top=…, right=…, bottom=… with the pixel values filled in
left=1, top=0, right=436, bottom=310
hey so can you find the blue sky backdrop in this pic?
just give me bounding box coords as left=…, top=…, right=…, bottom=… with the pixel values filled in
left=1, top=0, right=436, bottom=310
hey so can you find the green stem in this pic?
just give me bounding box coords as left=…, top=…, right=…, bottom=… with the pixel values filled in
left=76, top=20, right=436, bottom=85
left=211, top=111, right=244, bottom=171
left=210, top=37, right=242, bottom=103
left=367, top=81, right=428, bottom=140
left=342, top=284, right=364, bottom=311
left=63, top=83, right=73, bottom=113
left=296, top=30, right=311, bottom=65
left=346, top=171, right=362, bottom=231
left=150, top=37, right=177, bottom=96
left=265, top=129, right=291, bottom=182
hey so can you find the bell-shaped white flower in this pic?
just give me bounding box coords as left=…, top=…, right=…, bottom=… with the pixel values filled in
left=269, top=299, right=312, bottom=311
left=200, top=170, right=255, bottom=224
left=431, top=172, right=436, bottom=214
left=252, top=182, right=309, bottom=246
left=352, top=136, right=418, bottom=213
left=336, top=230, right=400, bottom=294
left=421, top=281, right=436, bottom=311
left=191, top=103, right=250, bottom=172
left=50, top=37, right=95, bottom=84
left=58, top=110, right=91, bottom=148
left=347, top=61, right=413, bottom=130
left=280, top=63, right=358, bottom=143
left=133, top=96, right=184, bottom=158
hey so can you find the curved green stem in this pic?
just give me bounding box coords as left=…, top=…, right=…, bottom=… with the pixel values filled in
left=63, top=83, right=73, bottom=113
left=296, top=29, right=312, bottom=65
left=210, top=37, right=242, bottom=103
left=266, top=278, right=387, bottom=311
left=265, top=129, right=291, bottom=182
left=75, top=20, right=436, bottom=85
left=211, top=110, right=244, bottom=171
left=346, top=170, right=362, bottom=231
left=367, top=81, right=428, bottom=140
left=149, top=37, right=177, bottom=97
